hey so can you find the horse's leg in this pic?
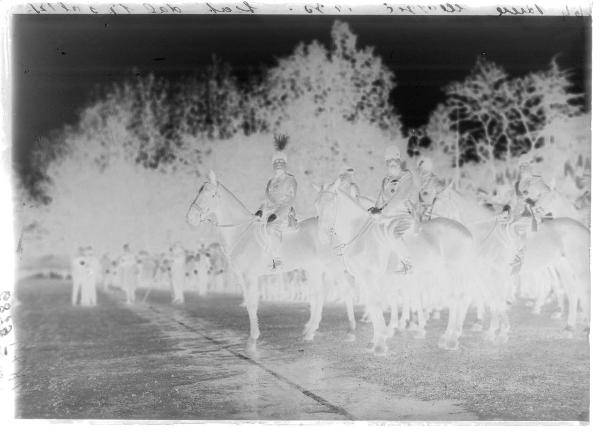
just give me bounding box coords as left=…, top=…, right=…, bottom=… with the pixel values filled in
left=304, top=270, right=323, bottom=341
left=471, top=294, right=485, bottom=332
left=496, top=306, right=511, bottom=344
left=532, top=271, right=551, bottom=315
left=445, top=294, right=470, bottom=350
left=303, top=276, right=317, bottom=335
left=366, top=286, right=388, bottom=357
left=549, top=268, right=565, bottom=319
left=439, top=298, right=457, bottom=349
left=343, top=272, right=357, bottom=341
left=413, top=292, right=427, bottom=339
left=386, top=277, right=399, bottom=338
left=244, top=276, right=260, bottom=356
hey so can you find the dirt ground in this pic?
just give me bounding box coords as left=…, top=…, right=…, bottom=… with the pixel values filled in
left=12, top=278, right=589, bottom=421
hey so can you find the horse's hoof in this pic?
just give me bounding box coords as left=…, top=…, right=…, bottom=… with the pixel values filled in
left=374, top=344, right=388, bottom=357
left=303, top=331, right=315, bottom=342
left=386, top=326, right=397, bottom=338
left=437, top=337, right=447, bottom=349
left=484, top=331, right=496, bottom=342
left=495, top=333, right=509, bottom=345
left=245, top=338, right=258, bottom=357
left=550, top=311, right=562, bottom=320
left=471, top=321, right=484, bottom=332
left=563, top=325, right=575, bottom=339
left=443, top=338, right=459, bottom=351
left=344, top=332, right=356, bottom=342
left=413, top=329, right=426, bottom=339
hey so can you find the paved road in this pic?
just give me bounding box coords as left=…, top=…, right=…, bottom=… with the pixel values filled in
left=13, top=279, right=589, bottom=421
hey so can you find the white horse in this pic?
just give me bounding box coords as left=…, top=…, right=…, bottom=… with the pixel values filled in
left=315, top=186, right=479, bottom=353
left=186, top=171, right=351, bottom=355
left=510, top=217, right=590, bottom=335
left=426, top=185, right=516, bottom=342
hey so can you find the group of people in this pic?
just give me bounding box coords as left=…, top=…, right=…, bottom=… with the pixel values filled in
left=254, top=137, right=567, bottom=270
left=70, top=241, right=228, bottom=307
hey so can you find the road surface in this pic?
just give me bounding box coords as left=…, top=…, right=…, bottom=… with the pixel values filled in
left=12, top=278, right=589, bottom=421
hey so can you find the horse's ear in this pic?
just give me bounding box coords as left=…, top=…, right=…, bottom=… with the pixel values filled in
left=209, top=170, right=217, bottom=185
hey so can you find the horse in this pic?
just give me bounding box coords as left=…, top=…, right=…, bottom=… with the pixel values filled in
left=186, top=171, right=351, bottom=355
left=426, top=185, right=517, bottom=343
left=509, top=217, right=590, bottom=335
left=315, top=184, right=479, bottom=353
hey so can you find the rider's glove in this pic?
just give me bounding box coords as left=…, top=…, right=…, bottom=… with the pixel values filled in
left=368, top=207, right=382, bottom=215
left=254, top=209, right=263, bottom=217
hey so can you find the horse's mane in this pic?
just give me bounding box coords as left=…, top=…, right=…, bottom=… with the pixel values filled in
left=216, top=182, right=252, bottom=216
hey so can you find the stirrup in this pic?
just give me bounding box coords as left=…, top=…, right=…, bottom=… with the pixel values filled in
left=271, top=258, right=282, bottom=270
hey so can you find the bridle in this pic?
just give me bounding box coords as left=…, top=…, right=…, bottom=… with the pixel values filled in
left=189, top=183, right=253, bottom=229
left=318, top=189, right=373, bottom=257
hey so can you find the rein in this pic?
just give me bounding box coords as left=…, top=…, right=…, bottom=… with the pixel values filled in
left=331, top=218, right=373, bottom=256
left=324, top=190, right=374, bottom=256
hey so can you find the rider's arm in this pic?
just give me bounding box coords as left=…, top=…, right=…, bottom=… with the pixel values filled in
left=374, top=179, right=386, bottom=208
left=350, top=183, right=360, bottom=200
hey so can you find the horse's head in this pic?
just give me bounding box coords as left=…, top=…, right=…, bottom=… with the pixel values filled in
left=187, top=170, right=220, bottom=227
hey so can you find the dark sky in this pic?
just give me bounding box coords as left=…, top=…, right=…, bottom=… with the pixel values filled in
left=12, top=15, right=590, bottom=178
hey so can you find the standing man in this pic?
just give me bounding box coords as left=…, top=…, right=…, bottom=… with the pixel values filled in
left=415, top=157, right=445, bottom=221
left=82, top=246, right=100, bottom=306
left=118, top=244, right=138, bottom=305
left=71, top=246, right=87, bottom=306
left=169, top=243, right=186, bottom=304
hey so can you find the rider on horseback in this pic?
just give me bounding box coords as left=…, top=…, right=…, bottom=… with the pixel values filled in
left=255, top=134, right=298, bottom=270
left=513, top=155, right=553, bottom=231
left=416, top=156, right=445, bottom=222
left=368, top=145, right=418, bottom=238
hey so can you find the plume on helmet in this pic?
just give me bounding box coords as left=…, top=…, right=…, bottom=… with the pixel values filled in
left=274, top=134, right=289, bottom=151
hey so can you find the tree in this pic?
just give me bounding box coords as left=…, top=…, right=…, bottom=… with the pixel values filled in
left=257, top=20, right=399, bottom=132
left=502, top=57, right=583, bottom=156
left=443, top=57, right=510, bottom=178
left=175, top=56, right=246, bottom=139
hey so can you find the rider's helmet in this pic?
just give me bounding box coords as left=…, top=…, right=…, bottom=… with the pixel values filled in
left=272, top=151, right=288, bottom=164
left=272, top=134, right=289, bottom=168
left=339, top=165, right=355, bottom=177
left=384, top=145, right=402, bottom=162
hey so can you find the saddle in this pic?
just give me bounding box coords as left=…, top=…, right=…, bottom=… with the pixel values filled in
left=264, top=208, right=299, bottom=235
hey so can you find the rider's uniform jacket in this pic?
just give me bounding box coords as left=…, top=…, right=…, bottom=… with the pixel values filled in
left=418, top=171, right=444, bottom=220
left=261, top=172, right=298, bottom=223
left=375, top=170, right=418, bottom=215
left=515, top=172, right=552, bottom=218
